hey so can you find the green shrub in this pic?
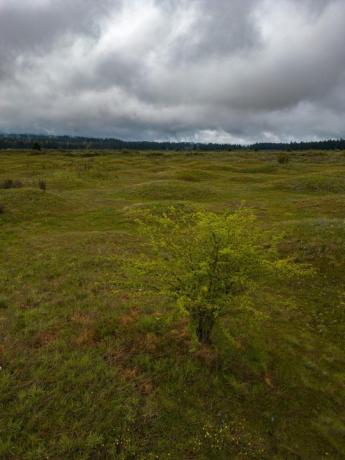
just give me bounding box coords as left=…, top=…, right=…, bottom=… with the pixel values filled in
left=129, top=208, right=308, bottom=345
left=1, top=179, right=23, bottom=189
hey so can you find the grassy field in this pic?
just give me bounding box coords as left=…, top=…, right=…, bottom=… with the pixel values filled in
left=0, top=149, right=345, bottom=459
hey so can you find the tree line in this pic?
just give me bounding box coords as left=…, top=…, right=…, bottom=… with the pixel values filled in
left=0, top=133, right=344, bottom=152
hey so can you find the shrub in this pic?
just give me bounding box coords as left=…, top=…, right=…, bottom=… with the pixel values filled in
left=0, top=296, right=8, bottom=309
left=130, top=208, right=308, bottom=345
left=2, top=179, right=13, bottom=189
left=32, top=142, right=41, bottom=151
left=1, top=179, right=23, bottom=189
left=0, top=203, right=4, bottom=214
left=38, top=179, right=46, bottom=191
left=278, top=153, right=289, bottom=164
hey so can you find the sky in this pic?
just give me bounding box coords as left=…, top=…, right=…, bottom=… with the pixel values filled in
left=0, top=0, right=344, bottom=144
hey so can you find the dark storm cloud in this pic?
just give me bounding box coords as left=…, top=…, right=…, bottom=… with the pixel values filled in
left=0, top=0, right=344, bottom=142
left=0, top=0, right=112, bottom=50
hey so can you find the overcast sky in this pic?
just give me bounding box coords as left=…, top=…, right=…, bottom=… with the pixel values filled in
left=0, top=0, right=344, bottom=143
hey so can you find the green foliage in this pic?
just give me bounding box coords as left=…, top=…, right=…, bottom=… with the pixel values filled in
left=132, top=207, right=307, bottom=344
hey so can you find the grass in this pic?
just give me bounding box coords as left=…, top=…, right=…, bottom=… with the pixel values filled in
left=0, top=149, right=345, bottom=459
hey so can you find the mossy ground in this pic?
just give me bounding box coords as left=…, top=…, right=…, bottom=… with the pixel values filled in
left=1, top=150, right=345, bottom=459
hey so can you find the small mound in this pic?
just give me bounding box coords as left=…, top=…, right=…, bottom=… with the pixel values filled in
left=282, top=217, right=345, bottom=264
left=270, top=176, right=345, bottom=194
left=234, top=164, right=279, bottom=174
left=122, top=180, right=217, bottom=202
left=156, top=169, right=218, bottom=182
left=173, top=169, right=218, bottom=182
left=0, top=188, right=69, bottom=222
left=123, top=201, right=196, bottom=220
left=199, top=164, right=237, bottom=172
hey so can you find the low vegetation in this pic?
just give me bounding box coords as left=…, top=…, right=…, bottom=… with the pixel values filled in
left=0, top=149, right=345, bottom=459
left=38, top=179, right=47, bottom=191
left=1, top=179, right=23, bottom=189
left=277, top=152, right=289, bottom=164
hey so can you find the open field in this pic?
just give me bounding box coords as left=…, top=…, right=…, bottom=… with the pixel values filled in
left=1, top=150, right=345, bottom=459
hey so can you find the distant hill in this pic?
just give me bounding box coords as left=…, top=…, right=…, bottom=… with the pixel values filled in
left=0, top=133, right=344, bottom=151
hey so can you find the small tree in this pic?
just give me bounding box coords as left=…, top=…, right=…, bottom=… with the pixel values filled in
left=132, top=208, right=306, bottom=345
left=32, top=142, right=41, bottom=151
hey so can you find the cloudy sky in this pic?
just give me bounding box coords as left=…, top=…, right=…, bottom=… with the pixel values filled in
left=0, top=0, right=344, bottom=143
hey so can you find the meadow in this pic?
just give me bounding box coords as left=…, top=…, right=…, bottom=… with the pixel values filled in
left=0, top=149, right=344, bottom=459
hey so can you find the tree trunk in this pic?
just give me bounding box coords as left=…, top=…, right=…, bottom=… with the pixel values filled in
left=195, top=310, right=215, bottom=344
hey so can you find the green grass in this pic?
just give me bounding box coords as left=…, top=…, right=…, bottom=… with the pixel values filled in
left=1, top=150, right=345, bottom=459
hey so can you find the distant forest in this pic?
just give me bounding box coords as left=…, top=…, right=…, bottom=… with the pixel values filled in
left=0, top=133, right=345, bottom=152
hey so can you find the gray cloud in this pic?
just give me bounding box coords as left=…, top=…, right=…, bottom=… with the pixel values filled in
left=0, top=0, right=344, bottom=142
